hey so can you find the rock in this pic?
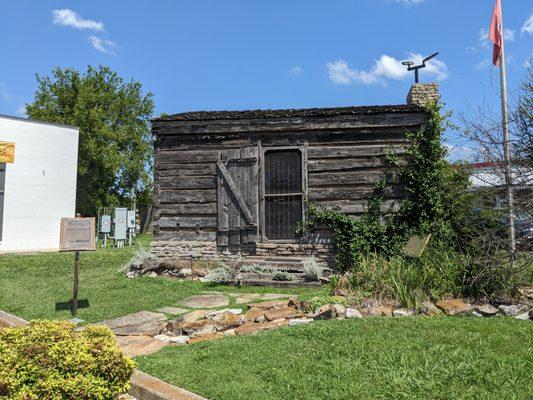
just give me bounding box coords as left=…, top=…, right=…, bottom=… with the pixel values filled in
left=164, top=320, right=183, bottom=335
left=223, top=329, right=236, bottom=336
left=345, top=308, right=363, bottom=318
left=148, top=271, right=158, bottom=278
left=393, top=308, right=415, bottom=317
left=332, top=288, right=349, bottom=297
left=365, top=305, right=393, bottom=317
left=514, top=312, right=530, bottom=321
left=157, top=307, right=189, bottom=315
left=472, top=311, right=483, bottom=318
left=474, top=304, right=499, bottom=317
left=180, top=294, right=229, bottom=309
left=187, top=333, right=224, bottom=344
left=261, top=293, right=293, bottom=300
left=181, top=310, right=208, bottom=323
left=435, top=299, right=473, bottom=316
left=420, top=301, right=441, bottom=316
left=231, top=293, right=261, bottom=305
left=227, top=308, right=243, bottom=315
left=244, top=307, right=265, bottom=323
left=116, top=335, right=168, bottom=357
left=212, top=312, right=244, bottom=331
left=235, top=318, right=288, bottom=335
left=247, top=300, right=289, bottom=310
left=498, top=304, right=527, bottom=317
left=332, top=304, right=346, bottom=318
left=154, top=334, right=189, bottom=345
left=126, top=271, right=138, bottom=278
left=180, top=319, right=216, bottom=335
left=264, top=306, right=301, bottom=321
left=288, top=318, right=314, bottom=326
left=313, top=304, right=336, bottom=320
left=178, top=268, right=193, bottom=277
left=99, top=311, right=167, bottom=336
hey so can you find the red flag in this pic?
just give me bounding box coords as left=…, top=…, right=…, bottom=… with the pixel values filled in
left=489, top=0, right=503, bottom=66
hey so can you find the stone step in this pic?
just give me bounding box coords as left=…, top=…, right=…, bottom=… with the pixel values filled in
left=239, top=278, right=322, bottom=288
left=238, top=257, right=305, bottom=272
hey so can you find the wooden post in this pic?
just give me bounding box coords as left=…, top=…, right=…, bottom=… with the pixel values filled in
left=72, top=251, right=80, bottom=317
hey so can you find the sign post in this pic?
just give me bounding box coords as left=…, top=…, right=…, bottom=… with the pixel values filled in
left=59, top=216, right=96, bottom=321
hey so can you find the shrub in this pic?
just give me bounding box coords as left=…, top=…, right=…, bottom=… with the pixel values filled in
left=302, top=257, right=325, bottom=281
left=272, top=271, right=292, bottom=281
left=204, top=263, right=234, bottom=284
left=0, top=320, right=135, bottom=399
left=239, top=264, right=274, bottom=275
left=124, top=245, right=157, bottom=272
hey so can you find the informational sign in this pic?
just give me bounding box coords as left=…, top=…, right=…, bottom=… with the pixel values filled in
left=100, top=215, right=111, bottom=233
left=0, top=142, right=15, bottom=163
left=403, top=234, right=432, bottom=258
left=114, top=207, right=128, bottom=240
left=126, top=210, right=136, bottom=229
left=60, top=217, right=96, bottom=251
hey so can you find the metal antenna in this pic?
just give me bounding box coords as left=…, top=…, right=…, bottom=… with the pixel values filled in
left=402, top=52, right=439, bottom=83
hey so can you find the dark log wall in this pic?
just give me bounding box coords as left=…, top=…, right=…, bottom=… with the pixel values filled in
left=152, top=107, right=428, bottom=245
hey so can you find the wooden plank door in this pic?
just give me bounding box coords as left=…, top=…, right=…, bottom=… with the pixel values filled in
left=217, top=147, right=259, bottom=246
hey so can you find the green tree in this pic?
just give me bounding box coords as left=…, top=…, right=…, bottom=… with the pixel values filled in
left=25, top=65, right=154, bottom=216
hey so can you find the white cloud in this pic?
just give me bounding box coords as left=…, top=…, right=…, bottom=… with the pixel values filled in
left=479, top=27, right=515, bottom=48
left=444, top=143, right=475, bottom=162
left=525, top=54, right=533, bottom=69
left=465, top=46, right=477, bottom=55
left=522, top=14, right=533, bottom=35
left=15, top=105, right=27, bottom=117
left=474, top=58, right=491, bottom=70
left=52, top=9, right=104, bottom=31
left=291, top=66, right=303, bottom=75
left=88, top=36, right=117, bottom=55
left=326, top=53, right=448, bottom=86
left=0, top=82, right=11, bottom=102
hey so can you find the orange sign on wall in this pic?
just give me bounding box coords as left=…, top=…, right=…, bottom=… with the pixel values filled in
left=0, top=142, right=15, bottom=163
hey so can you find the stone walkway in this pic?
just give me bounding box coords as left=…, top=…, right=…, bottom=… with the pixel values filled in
left=97, top=292, right=295, bottom=357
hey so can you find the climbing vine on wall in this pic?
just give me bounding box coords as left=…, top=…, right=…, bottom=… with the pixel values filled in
left=303, top=100, right=470, bottom=272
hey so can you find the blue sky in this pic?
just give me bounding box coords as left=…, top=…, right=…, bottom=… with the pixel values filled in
left=0, top=0, right=531, bottom=160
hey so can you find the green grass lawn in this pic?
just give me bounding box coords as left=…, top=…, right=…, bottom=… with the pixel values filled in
left=137, top=317, right=533, bottom=400
left=0, top=234, right=325, bottom=322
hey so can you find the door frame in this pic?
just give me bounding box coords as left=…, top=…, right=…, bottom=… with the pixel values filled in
left=259, top=144, right=308, bottom=243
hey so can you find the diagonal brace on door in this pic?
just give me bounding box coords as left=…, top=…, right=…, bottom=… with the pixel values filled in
left=217, top=161, right=256, bottom=226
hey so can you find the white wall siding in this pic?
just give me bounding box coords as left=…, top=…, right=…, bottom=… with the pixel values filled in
left=0, top=116, right=79, bottom=252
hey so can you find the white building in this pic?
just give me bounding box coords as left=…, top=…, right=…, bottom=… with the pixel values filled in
left=0, top=115, right=79, bottom=252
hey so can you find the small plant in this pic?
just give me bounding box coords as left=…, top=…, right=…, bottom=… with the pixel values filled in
left=303, top=295, right=347, bottom=311
left=272, top=271, right=292, bottom=281
left=302, top=257, right=325, bottom=281
left=0, top=320, right=135, bottom=399
left=240, top=263, right=274, bottom=275
left=204, top=261, right=234, bottom=284
left=123, top=245, right=157, bottom=273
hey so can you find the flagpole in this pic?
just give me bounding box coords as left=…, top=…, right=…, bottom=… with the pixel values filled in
left=498, top=0, right=516, bottom=264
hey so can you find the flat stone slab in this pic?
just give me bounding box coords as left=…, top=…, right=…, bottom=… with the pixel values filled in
left=261, top=293, right=294, bottom=300
left=116, top=335, right=168, bottom=357
left=156, top=307, right=189, bottom=315
left=180, top=294, right=229, bottom=309
left=130, top=370, right=208, bottom=400
left=0, top=309, right=28, bottom=330
left=229, top=293, right=261, bottom=305
left=99, top=311, right=167, bottom=336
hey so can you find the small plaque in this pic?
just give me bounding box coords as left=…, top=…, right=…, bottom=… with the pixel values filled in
left=60, top=217, right=96, bottom=251
left=0, top=142, right=15, bottom=163
left=100, top=215, right=111, bottom=233
left=403, top=234, right=431, bottom=258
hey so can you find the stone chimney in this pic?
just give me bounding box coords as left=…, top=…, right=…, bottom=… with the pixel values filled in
left=406, top=83, right=439, bottom=107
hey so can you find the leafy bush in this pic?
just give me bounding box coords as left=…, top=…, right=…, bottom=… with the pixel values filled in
left=124, top=245, right=157, bottom=272
left=302, top=257, right=325, bottom=281
left=239, top=264, right=274, bottom=275
left=204, top=263, right=234, bottom=284
left=0, top=320, right=135, bottom=399
left=302, top=295, right=348, bottom=311
left=272, top=271, right=292, bottom=281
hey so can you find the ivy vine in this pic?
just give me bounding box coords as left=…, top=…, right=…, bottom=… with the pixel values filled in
left=302, top=100, right=466, bottom=272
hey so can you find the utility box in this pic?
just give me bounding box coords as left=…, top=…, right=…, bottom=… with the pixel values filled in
left=100, top=215, right=111, bottom=233
left=126, top=210, right=136, bottom=229
left=114, top=207, right=128, bottom=240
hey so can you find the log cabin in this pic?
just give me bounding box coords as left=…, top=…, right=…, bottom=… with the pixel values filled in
left=150, top=83, right=439, bottom=278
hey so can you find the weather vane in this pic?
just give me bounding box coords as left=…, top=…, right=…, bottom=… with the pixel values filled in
left=402, top=52, right=439, bottom=83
